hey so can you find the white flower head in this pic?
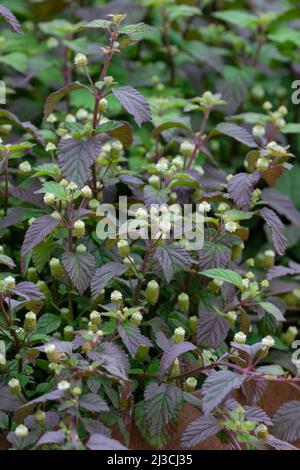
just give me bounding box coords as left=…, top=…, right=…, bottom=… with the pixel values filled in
left=67, top=181, right=78, bottom=191
left=4, top=276, right=15, bottom=289
left=156, top=158, right=169, bottom=172
left=234, top=331, right=247, bottom=344
left=262, top=335, right=275, bottom=349
left=57, top=380, right=71, bottom=391
left=46, top=113, right=57, bottom=124
left=74, top=53, right=88, bottom=67
left=224, top=221, right=238, bottom=233
left=199, top=201, right=211, bottom=213
left=135, top=207, right=148, bottom=220
left=111, top=290, right=123, bottom=302
left=15, top=424, right=28, bottom=439
left=45, top=142, right=57, bottom=152
left=44, top=343, right=56, bottom=354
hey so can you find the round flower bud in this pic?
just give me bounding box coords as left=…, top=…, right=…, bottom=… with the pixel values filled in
left=263, top=101, right=272, bottom=111
left=63, top=325, right=74, bottom=341
left=76, top=244, right=87, bottom=254
left=135, top=207, right=148, bottom=220
left=262, top=335, right=275, bottom=350
left=183, top=377, right=197, bottom=393
left=281, top=326, right=298, bottom=346
left=73, top=220, right=85, bottom=238
left=89, top=198, right=99, bottom=211
left=60, top=178, right=68, bottom=187
left=246, top=271, right=255, bottom=280
left=148, top=175, right=161, bottom=189
left=227, top=311, right=237, bottom=326
left=117, top=239, right=130, bottom=257
left=234, top=331, right=247, bottom=344
left=261, top=279, right=269, bottom=288
left=90, top=310, right=102, bottom=325
left=46, top=113, right=57, bottom=124
left=76, top=108, right=89, bottom=120
left=44, top=343, right=58, bottom=363
left=110, top=140, right=123, bottom=159
left=99, top=98, right=108, bottom=113
left=242, top=278, right=250, bottom=290
left=57, top=380, right=70, bottom=391
left=278, top=105, right=288, bottom=117
left=24, top=311, right=37, bottom=333
left=74, top=53, right=88, bottom=67
left=71, top=386, right=82, bottom=397
left=263, top=249, right=275, bottom=269
left=178, top=292, right=189, bottom=313
left=255, top=424, right=268, bottom=441
left=67, top=181, right=78, bottom=192
left=224, top=221, right=238, bottom=233
left=18, top=161, right=31, bottom=175
left=65, top=113, right=76, bottom=124
left=15, top=424, right=28, bottom=439
left=189, top=315, right=198, bottom=334
left=252, top=125, right=266, bottom=138
left=44, top=192, right=55, bottom=206
left=172, top=326, right=185, bottom=344
left=50, top=258, right=64, bottom=280
left=27, top=267, right=39, bottom=283
left=110, top=290, right=123, bottom=304
left=35, top=410, right=46, bottom=426
left=172, top=156, right=184, bottom=170
left=4, top=276, right=15, bottom=290
left=45, top=142, right=57, bottom=152
left=145, top=280, right=159, bottom=305
left=81, top=185, right=92, bottom=198
left=180, top=140, right=194, bottom=157
left=8, top=378, right=21, bottom=395
left=256, top=157, right=269, bottom=171
left=131, top=311, right=143, bottom=326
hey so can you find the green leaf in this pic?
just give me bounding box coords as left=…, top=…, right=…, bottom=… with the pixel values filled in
left=168, top=5, right=201, bottom=22
left=282, top=123, right=300, bottom=134
left=201, top=268, right=243, bottom=289
left=32, top=241, right=56, bottom=273
left=95, top=120, right=133, bottom=148
left=213, top=10, right=257, bottom=28
left=224, top=209, right=254, bottom=221
left=259, top=302, right=285, bottom=322
left=37, top=313, right=61, bottom=334
left=0, top=254, right=15, bottom=269
left=77, top=19, right=111, bottom=31
left=40, top=181, right=69, bottom=201
left=119, top=23, right=153, bottom=35
left=151, top=121, right=191, bottom=139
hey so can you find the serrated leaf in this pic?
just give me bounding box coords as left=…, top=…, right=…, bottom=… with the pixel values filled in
left=154, top=245, right=192, bottom=284
left=0, top=109, right=44, bottom=145
left=260, top=207, right=287, bottom=256
left=202, top=370, right=247, bottom=415
left=159, top=342, right=196, bottom=378
left=32, top=241, right=55, bottom=272
left=9, top=185, right=44, bottom=208
left=198, top=242, right=231, bottom=270
left=144, top=383, right=183, bottom=436
left=112, top=86, right=152, bottom=127
left=215, top=123, right=258, bottom=148
left=44, top=82, right=92, bottom=120
left=96, top=120, right=133, bottom=148
left=57, top=135, right=104, bottom=188
left=77, top=19, right=111, bottom=31
left=197, top=309, right=229, bottom=348
left=39, top=181, right=69, bottom=201
left=227, top=171, right=260, bottom=210
left=259, top=302, right=285, bottom=322
left=273, top=401, right=300, bottom=442
left=0, top=5, right=22, bottom=33
left=36, top=430, right=65, bottom=447
left=267, top=435, right=298, bottom=450
left=37, top=313, right=61, bottom=334
left=21, top=215, right=59, bottom=257
left=118, top=321, right=152, bottom=358
left=262, top=188, right=300, bottom=228
left=79, top=393, right=109, bottom=413
left=201, top=268, right=243, bottom=289
left=87, top=434, right=127, bottom=450
left=62, top=251, right=95, bottom=295
left=119, top=23, right=153, bottom=35
left=0, top=254, right=15, bottom=269
left=143, top=185, right=169, bottom=207
left=91, top=262, right=127, bottom=299
left=181, top=415, right=223, bottom=448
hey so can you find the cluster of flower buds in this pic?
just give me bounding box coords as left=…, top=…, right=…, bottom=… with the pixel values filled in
left=50, top=258, right=64, bottom=280
left=8, top=378, right=21, bottom=395
left=145, top=280, right=159, bottom=305
left=23, top=312, right=37, bottom=333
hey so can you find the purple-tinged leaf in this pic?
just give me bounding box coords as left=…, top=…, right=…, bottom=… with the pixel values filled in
left=12, top=281, right=43, bottom=301
left=267, top=435, right=298, bottom=450
left=259, top=301, right=285, bottom=322
left=19, top=390, right=63, bottom=410
left=25, top=411, right=59, bottom=431
left=244, top=406, right=272, bottom=426
left=88, top=342, right=129, bottom=380
left=181, top=415, right=223, bottom=448
left=215, top=123, right=258, bottom=148
left=273, top=401, right=300, bottom=442
left=58, top=135, right=104, bottom=188
left=21, top=215, right=59, bottom=257
left=91, top=262, right=127, bottom=299
left=154, top=245, right=192, bottom=284
left=0, top=385, right=24, bottom=412
left=260, top=207, right=287, bottom=256
left=198, top=242, right=231, bottom=270
left=241, top=379, right=267, bottom=404
left=262, top=188, right=300, bottom=227
left=159, top=342, right=196, bottom=378
left=0, top=5, right=22, bottom=33
left=9, top=185, right=44, bottom=208
left=38, top=339, right=73, bottom=355
left=79, top=393, right=109, bottom=413
left=119, top=174, right=144, bottom=187
left=202, top=370, right=247, bottom=415
left=118, top=321, right=152, bottom=358
left=268, top=260, right=300, bottom=281
left=197, top=309, right=229, bottom=349
left=155, top=330, right=171, bottom=352
left=112, top=86, right=152, bottom=127
left=143, top=185, right=169, bottom=208
left=36, top=430, right=66, bottom=447
left=62, top=251, right=95, bottom=295
left=227, top=171, right=260, bottom=210
left=231, top=342, right=263, bottom=360
left=144, top=383, right=183, bottom=436
left=44, top=82, right=92, bottom=120
left=87, top=434, right=127, bottom=450
left=0, top=109, right=44, bottom=145
left=0, top=207, right=24, bottom=230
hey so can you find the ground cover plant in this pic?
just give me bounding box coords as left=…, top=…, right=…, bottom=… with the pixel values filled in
left=1, top=0, right=300, bottom=451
